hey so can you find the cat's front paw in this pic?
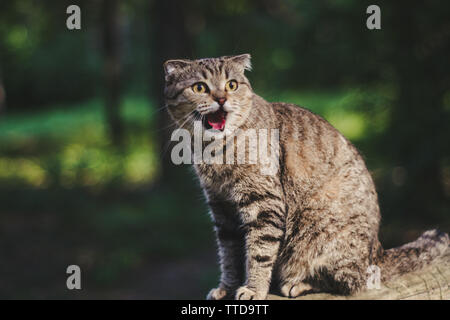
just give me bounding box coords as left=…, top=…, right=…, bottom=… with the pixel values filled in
left=236, top=286, right=266, bottom=300
left=280, top=282, right=314, bottom=298
left=206, top=287, right=228, bottom=300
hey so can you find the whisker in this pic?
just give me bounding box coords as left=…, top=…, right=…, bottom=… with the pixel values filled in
left=158, top=111, right=199, bottom=162
left=153, top=109, right=196, bottom=134
left=178, top=112, right=197, bottom=130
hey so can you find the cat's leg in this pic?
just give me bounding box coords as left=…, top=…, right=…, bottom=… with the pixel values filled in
left=236, top=189, right=286, bottom=300
left=207, top=223, right=245, bottom=300
left=312, top=215, right=373, bottom=295
left=276, top=243, right=320, bottom=298
left=307, top=232, right=370, bottom=295
left=327, top=259, right=367, bottom=295
left=277, top=254, right=366, bottom=296
left=280, top=281, right=317, bottom=298
left=207, top=199, right=245, bottom=300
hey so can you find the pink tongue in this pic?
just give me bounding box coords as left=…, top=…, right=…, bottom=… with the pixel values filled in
left=207, top=110, right=226, bottom=130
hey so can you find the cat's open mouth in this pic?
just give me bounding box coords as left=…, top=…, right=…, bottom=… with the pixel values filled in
left=204, top=108, right=227, bottom=131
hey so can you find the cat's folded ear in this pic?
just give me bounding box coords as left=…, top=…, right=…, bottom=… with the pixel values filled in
left=163, top=59, right=191, bottom=78
left=227, top=54, right=252, bottom=71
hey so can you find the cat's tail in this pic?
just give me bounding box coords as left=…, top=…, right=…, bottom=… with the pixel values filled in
left=375, top=229, right=449, bottom=281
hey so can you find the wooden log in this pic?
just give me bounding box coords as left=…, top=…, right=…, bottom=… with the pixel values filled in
left=267, top=248, right=450, bottom=300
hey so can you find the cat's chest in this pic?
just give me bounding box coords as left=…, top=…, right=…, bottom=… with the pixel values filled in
left=194, top=163, right=236, bottom=193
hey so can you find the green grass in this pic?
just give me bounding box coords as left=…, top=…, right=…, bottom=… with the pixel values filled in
left=0, top=96, right=155, bottom=138
left=0, top=96, right=159, bottom=189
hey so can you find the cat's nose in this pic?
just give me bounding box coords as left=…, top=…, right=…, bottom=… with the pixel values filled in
left=216, top=97, right=226, bottom=106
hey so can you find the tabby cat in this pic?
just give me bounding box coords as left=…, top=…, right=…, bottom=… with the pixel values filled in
left=163, top=54, right=449, bottom=300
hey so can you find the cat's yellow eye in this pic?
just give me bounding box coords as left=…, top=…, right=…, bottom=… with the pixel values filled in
left=192, top=82, right=208, bottom=94
left=225, top=80, right=238, bottom=91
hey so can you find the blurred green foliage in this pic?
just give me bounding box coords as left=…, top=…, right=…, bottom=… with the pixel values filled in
left=0, top=97, right=157, bottom=188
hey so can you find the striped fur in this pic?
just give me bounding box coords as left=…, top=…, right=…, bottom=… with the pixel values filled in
left=163, top=55, right=449, bottom=300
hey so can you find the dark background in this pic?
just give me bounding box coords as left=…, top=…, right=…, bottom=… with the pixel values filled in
left=0, top=0, right=449, bottom=299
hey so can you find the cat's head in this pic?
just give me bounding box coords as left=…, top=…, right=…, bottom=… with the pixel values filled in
left=163, top=54, right=253, bottom=134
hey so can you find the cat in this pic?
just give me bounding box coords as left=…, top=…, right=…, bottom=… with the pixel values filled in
left=163, top=54, right=449, bottom=300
